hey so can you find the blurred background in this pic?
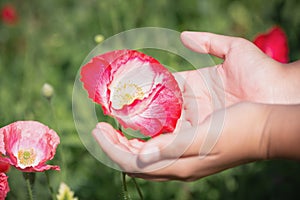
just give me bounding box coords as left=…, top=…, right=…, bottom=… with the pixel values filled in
left=1, top=0, right=300, bottom=199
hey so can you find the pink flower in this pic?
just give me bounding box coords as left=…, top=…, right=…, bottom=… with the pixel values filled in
left=1, top=4, right=18, bottom=25
left=0, top=121, right=60, bottom=172
left=253, top=26, right=289, bottom=63
left=81, top=50, right=183, bottom=137
left=0, top=173, right=9, bottom=200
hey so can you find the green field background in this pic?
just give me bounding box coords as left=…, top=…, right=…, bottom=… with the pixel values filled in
left=1, top=0, right=300, bottom=199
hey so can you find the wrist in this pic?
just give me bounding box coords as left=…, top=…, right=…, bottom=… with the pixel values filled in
left=261, top=104, right=300, bottom=160
left=275, top=61, right=300, bottom=104
left=222, top=103, right=271, bottom=162
left=243, top=103, right=272, bottom=161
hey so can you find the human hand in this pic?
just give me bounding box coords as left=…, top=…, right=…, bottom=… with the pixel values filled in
left=179, top=32, right=299, bottom=108
left=93, top=102, right=271, bottom=181
left=161, top=31, right=300, bottom=124
left=92, top=32, right=300, bottom=181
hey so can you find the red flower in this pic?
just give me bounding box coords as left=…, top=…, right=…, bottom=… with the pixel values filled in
left=253, top=26, right=289, bottom=63
left=81, top=50, right=183, bottom=137
left=0, top=173, right=9, bottom=200
left=0, top=121, right=60, bottom=172
left=0, top=161, right=9, bottom=173
left=1, top=4, right=18, bottom=25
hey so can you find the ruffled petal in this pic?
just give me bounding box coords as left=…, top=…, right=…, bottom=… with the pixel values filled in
left=80, top=56, right=111, bottom=113
left=0, top=172, right=10, bottom=199
left=0, top=129, right=5, bottom=155
left=81, top=50, right=183, bottom=137
left=109, top=59, right=161, bottom=109
left=0, top=121, right=60, bottom=172
left=115, top=84, right=182, bottom=137
left=18, top=164, right=60, bottom=173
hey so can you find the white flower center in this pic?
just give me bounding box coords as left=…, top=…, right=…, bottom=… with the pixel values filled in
left=111, top=81, right=145, bottom=109
left=108, top=58, right=158, bottom=110
left=17, top=148, right=36, bottom=168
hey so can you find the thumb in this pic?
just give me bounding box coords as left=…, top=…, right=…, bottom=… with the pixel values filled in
left=138, top=126, right=205, bottom=164
left=180, top=31, right=245, bottom=59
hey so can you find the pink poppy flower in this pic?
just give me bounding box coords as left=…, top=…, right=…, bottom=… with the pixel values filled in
left=81, top=50, right=183, bottom=137
left=0, top=121, right=60, bottom=172
left=0, top=173, right=9, bottom=200
left=1, top=4, right=18, bottom=25
left=253, top=26, right=289, bottom=63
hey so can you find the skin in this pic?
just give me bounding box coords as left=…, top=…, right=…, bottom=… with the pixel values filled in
left=92, top=32, right=300, bottom=181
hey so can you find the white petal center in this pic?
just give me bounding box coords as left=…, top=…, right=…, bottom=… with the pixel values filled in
left=109, top=58, right=162, bottom=109
left=17, top=148, right=37, bottom=168
left=111, top=81, right=145, bottom=109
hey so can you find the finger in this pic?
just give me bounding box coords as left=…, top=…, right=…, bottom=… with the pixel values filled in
left=96, top=122, right=145, bottom=152
left=128, top=154, right=223, bottom=182
left=137, top=124, right=208, bottom=164
left=180, top=69, right=213, bottom=124
left=174, top=69, right=214, bottom=125
left=92, top=122, right=139, bottom=171
left=172, top=71, right=189, bottom=92
left=93, top=123, right=180, bottom=173
left=180, top=31, right=247, bottom=59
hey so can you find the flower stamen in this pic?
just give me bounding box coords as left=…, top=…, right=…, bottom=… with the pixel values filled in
left=112, top=82, right=145, bottom=109
left=18, top=149, right=36, bottom=167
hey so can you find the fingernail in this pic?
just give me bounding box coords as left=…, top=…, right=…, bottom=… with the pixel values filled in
left=92, top=128, right=102, bottom=141
left=181, top=31, right=196, bottom=42
left=96, top=122, right=105, bottom=129
left=139, top=146, right=160, bottom=163
left=181, top=32, right=199, bottom=49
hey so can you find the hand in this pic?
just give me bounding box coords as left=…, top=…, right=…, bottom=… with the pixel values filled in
left=179, top=32, right=298, bottom=109
left=92, top=32, right=300, bottom=181
left=93, top=102, right=270, bottom=181
left=162, top=31, right=299, bottom=124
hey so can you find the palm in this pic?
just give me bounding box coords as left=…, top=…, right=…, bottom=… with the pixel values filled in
left=176, top=37, right=281, bottom=128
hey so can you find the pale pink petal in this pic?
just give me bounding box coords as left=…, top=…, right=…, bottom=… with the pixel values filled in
left=2, top=125, right=19, bottom=165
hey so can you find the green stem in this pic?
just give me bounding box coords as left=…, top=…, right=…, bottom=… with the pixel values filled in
left=23, top=172, right=35, bottom=200
left=45, top=171, right=56, bottom=200
left=48, top=98, right=66, bottom=181
left=118, top=121, right=143, bottom=200
left=122, top=172, right=130, bottom=200
left=132, top=177, right=144, bottom=200
left=26, top=178, right=34, bottom=200
left=119, top=123, right=130, bottom=200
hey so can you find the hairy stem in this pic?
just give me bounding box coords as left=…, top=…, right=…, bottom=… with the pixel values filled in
left=122, top=172, right=130, bottom=200
left=132, top=177, right=144, bottom=200
left=24, top=175, right=34, bottom=200
left=45, top=171, right=56, bottom=200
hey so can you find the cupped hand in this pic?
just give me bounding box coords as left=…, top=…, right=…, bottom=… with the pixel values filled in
left=92, top=32, right=298, bottom=181
left=94, top=101, right=272, bottom=181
